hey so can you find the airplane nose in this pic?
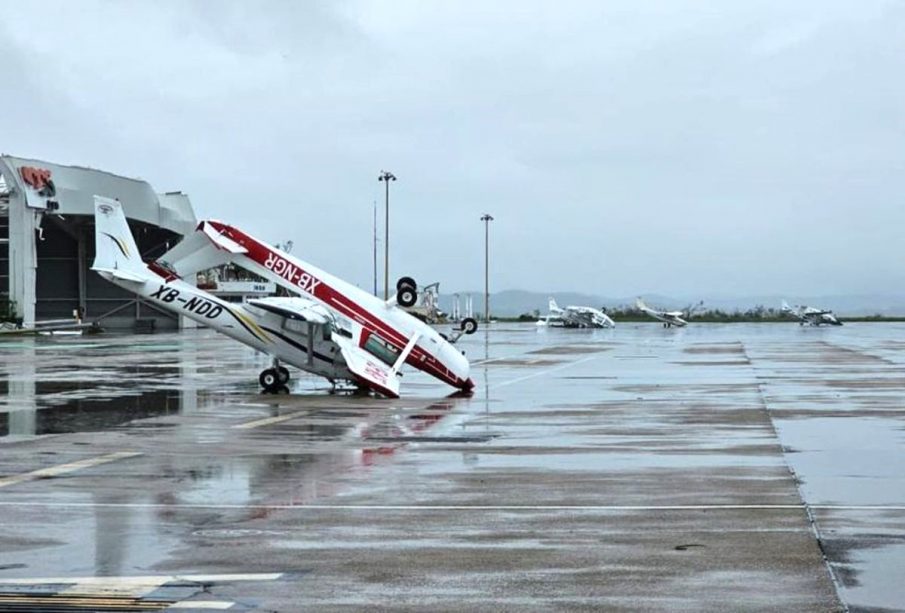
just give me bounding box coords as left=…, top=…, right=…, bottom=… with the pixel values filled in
left=444, top=341, right=472, bottom=389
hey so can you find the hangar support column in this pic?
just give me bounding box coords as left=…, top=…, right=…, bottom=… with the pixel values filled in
left=0, top=159, right=39, bottom=328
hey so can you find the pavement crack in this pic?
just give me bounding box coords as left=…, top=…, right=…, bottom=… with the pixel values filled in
left=741, top=342, right=850, bottom=613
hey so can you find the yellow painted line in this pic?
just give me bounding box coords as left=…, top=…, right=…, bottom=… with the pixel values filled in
left=0, top=451, right=141, bottom=489
left=232, top=412, right=309, bottom=430
left=0, top=598, right=162, bottom=606
left=0, top=573, right=280, bottom=604
left=0, top=596, right=164, bottom=610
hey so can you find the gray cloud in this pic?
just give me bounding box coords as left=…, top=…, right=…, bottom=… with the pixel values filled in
left=2, top=0, right=903, bottom=297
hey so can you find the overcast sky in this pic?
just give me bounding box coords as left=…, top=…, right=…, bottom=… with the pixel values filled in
left=2, top=0, right=903, bottom=297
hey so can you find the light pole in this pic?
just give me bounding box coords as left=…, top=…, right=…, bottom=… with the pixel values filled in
left=372, top=200, right=378, bottom=296
left=481, top=213, right=494, bottom=323
left=378, top=171, right=396, bottom=299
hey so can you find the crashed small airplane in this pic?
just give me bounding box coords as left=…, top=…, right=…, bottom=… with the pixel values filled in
left=636, top=298, right=703, bottom=328
left=781, top=300, right=842, bottom=326
left=92, top=196, right=477, bottom=398
left=537, top=298, right=615, bottom=328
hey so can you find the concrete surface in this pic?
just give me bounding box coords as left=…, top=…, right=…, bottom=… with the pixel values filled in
left=1, top=323, right=901, bottom=611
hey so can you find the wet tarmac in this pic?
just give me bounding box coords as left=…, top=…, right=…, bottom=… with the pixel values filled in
left=1, top=323, right=903, bottom=610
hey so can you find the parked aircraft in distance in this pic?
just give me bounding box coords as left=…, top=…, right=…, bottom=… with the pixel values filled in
left=92, top=196, right=477, bottom=398
left=536, top=298, right=615, bottom=328
left=636, top=298, right=703, bottom=328
left=781, top=301, right=843, bottom=326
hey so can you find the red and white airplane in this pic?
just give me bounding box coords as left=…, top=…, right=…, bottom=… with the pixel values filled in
left=92, top=196, right=477, bottom=398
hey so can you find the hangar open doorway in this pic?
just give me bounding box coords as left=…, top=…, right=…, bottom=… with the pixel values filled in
left=0, top=155, right=197, bottom=330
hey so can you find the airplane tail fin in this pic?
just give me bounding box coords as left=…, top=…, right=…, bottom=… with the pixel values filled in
left=92, top=196, right=148, bottom=282
left=548, top=297, right=560, bottom=312
left=781, top=300, right=792, bottom=313
left=635, top=297, right=648, bottom=311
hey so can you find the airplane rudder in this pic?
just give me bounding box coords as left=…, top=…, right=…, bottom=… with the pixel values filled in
left=93, top=196, right=143, bottom=273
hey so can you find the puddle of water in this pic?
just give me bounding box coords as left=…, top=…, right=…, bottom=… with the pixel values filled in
left=0, top=492, right=178, bottom=578
left=836, top=541, right=905, bottom=610
left=773, top=417, right=905, bottom=506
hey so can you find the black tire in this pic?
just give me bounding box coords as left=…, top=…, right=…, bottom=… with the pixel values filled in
left=259, top=368, right=279, bottom=391
left=398, top=286, right=417, bottom=308
left=396, top=276, right=417, bottom=292
left=277, top=366, right=290, bottom=384
left=461, top=317, right=478, bottom=334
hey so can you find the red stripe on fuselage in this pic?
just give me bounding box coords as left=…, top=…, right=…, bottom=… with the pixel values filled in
left=205, top=222, right=468, bottom=389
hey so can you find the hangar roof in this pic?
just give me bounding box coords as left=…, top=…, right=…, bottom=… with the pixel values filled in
left=0, top=155, right=196, bottom=236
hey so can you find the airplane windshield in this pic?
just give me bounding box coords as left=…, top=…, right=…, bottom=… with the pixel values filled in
left=363, top=333, right=400, bottom=366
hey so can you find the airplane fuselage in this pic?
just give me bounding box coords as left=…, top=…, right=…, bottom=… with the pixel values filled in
left=782, top=303, right=843, bottom=326
left=640, top=308, right=688, bottom=327
left=796, top=313, right=842, bottom=326
left=203, top=221, right=473, bottom=392
left=97, top=271, right=352, bottom=381
left=561, top=307, right=616, bottom=328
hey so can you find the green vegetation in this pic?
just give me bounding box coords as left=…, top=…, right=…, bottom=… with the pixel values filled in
left=0, top=298, right=21, bottom=325
left=498, top=305, right=905, bottom=323
left=610, top=305, right=788, bottom=323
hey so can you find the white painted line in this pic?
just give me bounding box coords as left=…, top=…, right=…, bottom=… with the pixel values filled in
left=494, top=355, right=599, bottom=389
left=232, top=412, right=308, bottom=430
left=176, top=574, right=284, bottom=582
left=169, top=603, right=234, bottom=610
left=0, top=500, right=903, bottom=512
left=62, top=580, right=163, bottom=597
left=0, top=451, right=141, bottom=489
left=471, top=355, right=516, bottom=366
left=0, top=573, right=283, bottom=585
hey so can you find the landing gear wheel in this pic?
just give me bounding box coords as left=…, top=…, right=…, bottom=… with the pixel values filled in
left=397, top=286, right=417, bottom=308
left=259, top=368, right=280, bottom=392
left=277, top=366, right=290, bottom=384
left=396, top=276, right=417, bottom=292
left=461, top=317, right=478, bottom=335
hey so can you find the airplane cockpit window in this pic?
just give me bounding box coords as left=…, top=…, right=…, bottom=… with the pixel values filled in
left=363, top=333, right=400, bottom=366
left=332, top=324, right=353, bottom=339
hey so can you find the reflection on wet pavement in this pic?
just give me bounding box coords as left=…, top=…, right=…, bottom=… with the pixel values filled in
left=0, top=324, right=903, bottom=609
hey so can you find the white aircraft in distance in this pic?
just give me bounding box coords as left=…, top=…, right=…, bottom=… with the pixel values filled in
left=536, top=298, right=615, bottom=328
left=636, top=298, right=703, bottom=328
left=781, top=300, right=843, bottom=326
left=92, top=196, right=478, bottom=398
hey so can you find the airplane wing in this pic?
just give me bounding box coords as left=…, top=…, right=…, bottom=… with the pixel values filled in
left=157, top=225, right=239, bottom=280
left=332, top=333, right=401, bottom=398
left=247, top=297, right=331, bottom=325
left=199, top=221, right=248, bottom=253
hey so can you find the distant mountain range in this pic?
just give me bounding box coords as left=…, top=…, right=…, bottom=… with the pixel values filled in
left=438, top=290, right=905, bottom=317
